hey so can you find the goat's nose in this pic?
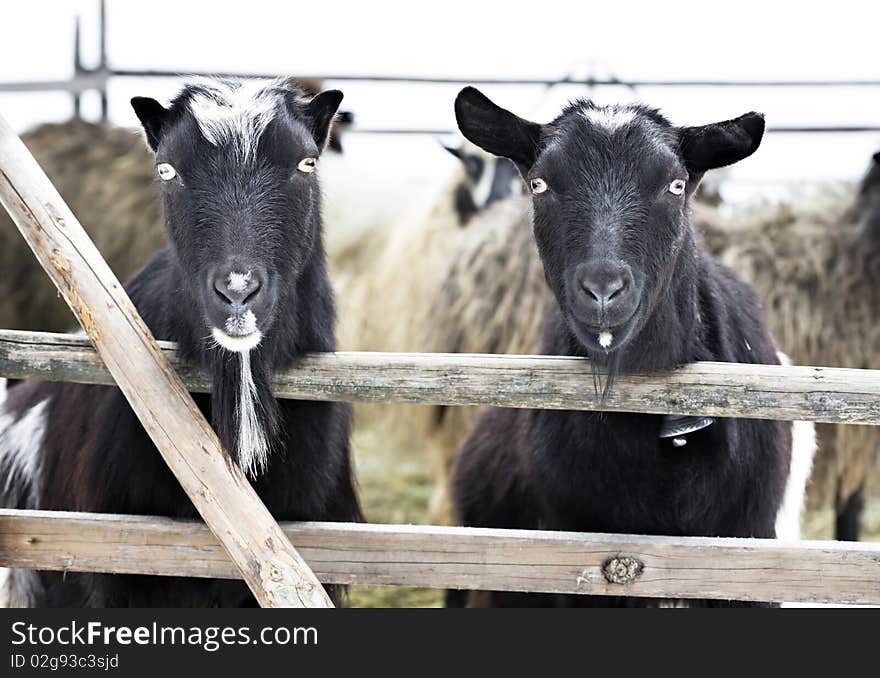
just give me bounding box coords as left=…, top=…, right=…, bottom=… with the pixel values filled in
left=212, top=269, right=263, bottom=307
left=580, top=274, right=626, bottom=306
left=575, top=261, right=633, bottom=311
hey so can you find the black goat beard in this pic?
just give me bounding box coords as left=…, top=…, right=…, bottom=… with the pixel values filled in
left=589, top=348, right=621, bottom=404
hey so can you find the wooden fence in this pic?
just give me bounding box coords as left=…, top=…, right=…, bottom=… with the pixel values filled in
left=1, top=108, right=879, bottom=607
left=3, top=509, right=880, bottom=605
left=2, top=330, right=880, bottom=605
left=2, top=329, right=880, bottom=424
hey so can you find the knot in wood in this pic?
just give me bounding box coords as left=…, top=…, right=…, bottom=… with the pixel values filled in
left=602, top=556, right=642, bottom=585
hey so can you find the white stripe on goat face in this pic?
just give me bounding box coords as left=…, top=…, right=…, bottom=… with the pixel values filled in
left=580, top=107, right=638, bottom=133
left=187, top=79, right=285, bottom=161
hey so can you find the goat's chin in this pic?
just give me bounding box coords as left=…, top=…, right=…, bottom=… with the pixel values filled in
left=567, top=316, right=637, bottom=360
left=211, top=327, right=263, bottom=353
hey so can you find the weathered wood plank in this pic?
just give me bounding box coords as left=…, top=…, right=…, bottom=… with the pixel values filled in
left=0, top=116, right=330, bottom=607
left=2, top=329, right=880, bottom=425
left=1, top=510, right=879, bottom=605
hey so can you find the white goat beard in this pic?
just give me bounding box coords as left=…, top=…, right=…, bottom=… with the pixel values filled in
left=598, top=331, right=613, bottom=349
left=211, top=329, right=262, bottom=353
left=236, top=351, right=269, bottom=478
left=212, top=310, right=261, bottom=353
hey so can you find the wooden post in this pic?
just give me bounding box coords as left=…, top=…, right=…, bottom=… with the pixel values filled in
left=0, top=113, right=332, bottom=607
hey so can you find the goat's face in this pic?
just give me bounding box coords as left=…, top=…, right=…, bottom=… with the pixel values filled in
left=443, top=141, right=523, bottom=224
left=455, top=87, right=764, bottom=356
left=131, top=80, right=342, bottom=353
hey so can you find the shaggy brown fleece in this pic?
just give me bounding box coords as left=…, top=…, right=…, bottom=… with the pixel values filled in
left=418, top=197, right=549, bottom=519
left=700, top=181, right=880, bottom=524
left=0, top=120, right=164, bottom=332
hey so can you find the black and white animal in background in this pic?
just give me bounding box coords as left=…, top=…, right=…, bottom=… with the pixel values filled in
left=449, top=87, right=815, bottom=607
left=442, top=141, right=523, bottom=224
left=857, top=150, right=880, bottom=244
left=0, top=78, right=362, bottom=607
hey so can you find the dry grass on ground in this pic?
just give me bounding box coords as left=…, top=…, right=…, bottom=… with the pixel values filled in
left=347, top=404, right=443, bottom=608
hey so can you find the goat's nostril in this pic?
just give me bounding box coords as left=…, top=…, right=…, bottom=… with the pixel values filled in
left=579, top=277, right=600, bottom=301
left=578, top=275, right=628, bottom=306
left=606, top=279, right=626, bottom=301
left=241, top=283, right=261, bottom=306
left=213, top=279, right=233, bottom=304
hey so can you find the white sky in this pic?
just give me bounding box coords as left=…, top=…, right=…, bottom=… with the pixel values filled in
left=1, top=0, right=880, bottom=205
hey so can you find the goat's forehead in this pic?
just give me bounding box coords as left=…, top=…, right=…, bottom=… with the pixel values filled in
left=578, top=106, right=641, bottom=132
left=181, top=79, right=300, bottom=159
left=546, top=105, right=678, bottom=167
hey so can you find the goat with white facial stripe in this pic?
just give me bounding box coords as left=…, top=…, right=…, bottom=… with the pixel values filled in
left=449, top=88, right=810, bottom=608
left=0, top=78, right=362, bottom=607
left=442, top=140, right=523, bottom=225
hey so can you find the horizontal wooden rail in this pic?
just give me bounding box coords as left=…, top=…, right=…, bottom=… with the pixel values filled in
left=1, top=510, right=879, bottom=605
left=2, top=329, right=880, bottom=424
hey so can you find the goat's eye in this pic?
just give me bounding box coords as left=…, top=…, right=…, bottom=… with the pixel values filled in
left=297, top=157, right=317, bottom=174
left=530, top=178, right=548, bottom=194
left=157, top=163, right=176, bottom=181
left=668, top=178, right=686, bottom=196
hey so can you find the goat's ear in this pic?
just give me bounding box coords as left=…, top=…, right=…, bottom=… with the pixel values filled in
left=677, top=112, right=765, bottom=174
left=441, top=142, right=464, bottom=160
left=440, top=141, right=484, bottom=180
left=327, top=109, right=354, bottom=153
left=454, top=87, right=543, bottom=175
left=304, top=89, right=344, bottom=154
left=131, top=97, right=169, bottom=152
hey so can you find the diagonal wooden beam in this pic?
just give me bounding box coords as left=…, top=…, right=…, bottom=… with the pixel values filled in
left=0, top=113, right=331, bottom=607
